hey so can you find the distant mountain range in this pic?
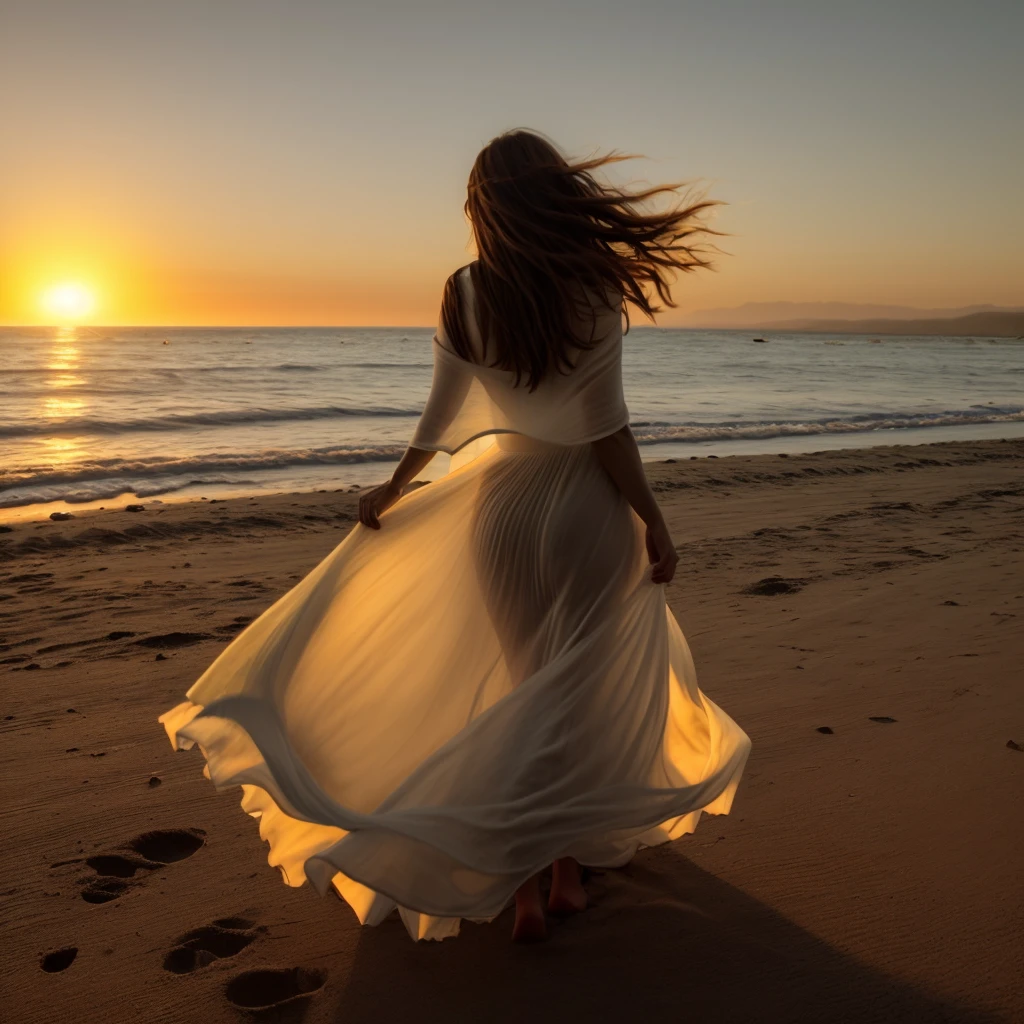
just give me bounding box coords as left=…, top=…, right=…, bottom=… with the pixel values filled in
left=763, top=311, right=1024, bottom=337
left=682, top=301, right=1024, bottom=331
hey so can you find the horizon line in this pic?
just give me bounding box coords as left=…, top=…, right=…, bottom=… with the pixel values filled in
left=1, top=322, right=701, bottom=331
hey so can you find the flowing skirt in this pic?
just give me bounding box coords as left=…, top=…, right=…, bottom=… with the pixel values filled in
left=159, top=436, right=750, bottom=941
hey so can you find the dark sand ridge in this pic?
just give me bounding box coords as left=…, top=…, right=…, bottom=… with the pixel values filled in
left=1, top=438, right=1021, bottom=1022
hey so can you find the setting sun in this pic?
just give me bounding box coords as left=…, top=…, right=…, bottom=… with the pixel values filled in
left=41, top=282, right=96, bottom=322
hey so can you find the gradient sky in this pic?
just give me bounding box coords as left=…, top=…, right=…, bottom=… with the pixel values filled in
left=1, top=0, right=1021, bottom=326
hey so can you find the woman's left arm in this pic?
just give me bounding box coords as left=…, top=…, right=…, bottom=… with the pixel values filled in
left=357, top=446, right=437, bottom=530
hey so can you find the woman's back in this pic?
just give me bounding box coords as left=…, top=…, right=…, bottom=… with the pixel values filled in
left=445, top=264, right=621, bottom=370
left=413, top=266, right=629, bottom=456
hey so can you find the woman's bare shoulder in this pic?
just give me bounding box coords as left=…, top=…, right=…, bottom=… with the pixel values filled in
left=439, top=264, right=486, bottom=364
left=448, top=263, right=476, bottom=288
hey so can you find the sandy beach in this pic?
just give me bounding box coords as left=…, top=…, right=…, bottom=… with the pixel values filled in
left=2, top=437, right=1021, bottom=1023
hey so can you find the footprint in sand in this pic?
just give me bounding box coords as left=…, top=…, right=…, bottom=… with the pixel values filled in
left=134, top=632, right=213, bottom=649
left=163, top=917, right=262, bottom=974
left=225, top=967, right=327, bottom=1012
left=80, top=877, right=132, bottom=904
left=40, top=947, right=78, bottom=973
left=215, top=616, right=254, bottom=636
left=743, top=576, right=806, bottom=596
left=71, top=828, right=206, bottom=903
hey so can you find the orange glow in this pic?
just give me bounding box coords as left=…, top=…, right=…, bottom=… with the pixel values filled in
left=2, top=198, right=1021, bottom=327
left=1, top=4, right=1021, bottom=328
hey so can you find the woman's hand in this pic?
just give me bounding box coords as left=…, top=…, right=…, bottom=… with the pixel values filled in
left=355, top=447, right=437, bottom=530
left=591, top=426, right=678, bottom=584
left=645, top=520, right=679, bottom=584
left=358, top=480, right=403, bottom=530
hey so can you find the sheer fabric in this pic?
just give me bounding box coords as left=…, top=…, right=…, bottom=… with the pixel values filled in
left=411, top=270, right=629, bottom=457
left=160, top=268, right=750, bottom=941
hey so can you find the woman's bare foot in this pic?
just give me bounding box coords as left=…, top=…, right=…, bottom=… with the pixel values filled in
left=548, top=857, right=587, bottom=915
left=512, top=874, right=546, bottom=943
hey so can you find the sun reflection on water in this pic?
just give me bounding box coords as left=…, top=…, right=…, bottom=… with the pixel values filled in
left=37, top=434, right=85, bottom=466
left=43, top=396, right=85, bottom=417
left=47, top=373, right=85, bottom=388
left=38, top=328, right=88, bottom=466
left=47, top=351, right=78, bottom=370
left=47, top=325, right=80, bottom=372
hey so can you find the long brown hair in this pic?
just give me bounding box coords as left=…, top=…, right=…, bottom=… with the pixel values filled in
left=442, top=129, right=720, bottom=389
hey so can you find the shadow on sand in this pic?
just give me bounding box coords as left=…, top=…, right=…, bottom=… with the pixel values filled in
left=327, top=850, right=1002, bottom=1024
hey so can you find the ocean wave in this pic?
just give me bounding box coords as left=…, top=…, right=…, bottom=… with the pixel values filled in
left=0, top=476, right=262, bottom=508
left=0, top=404, right=421, bottom=438
left=3, top=406, right=1023, bottom=508
left=0, top=445, right=408, bottom=503
left=340, top=362, right=433, bottom=369
left=2, top=362, right=332, bottom=377
left=629, top=407, right=1024, bottom=445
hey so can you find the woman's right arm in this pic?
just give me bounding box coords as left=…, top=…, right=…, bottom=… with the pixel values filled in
left=591, top=425, right=679, bottom=584
left=357, top=445, right=436, bottom=530
left=359, top=277, right=472, bottom=531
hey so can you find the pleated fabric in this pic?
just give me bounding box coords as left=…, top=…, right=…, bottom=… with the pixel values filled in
left=159, top=270, right=750, bottom=941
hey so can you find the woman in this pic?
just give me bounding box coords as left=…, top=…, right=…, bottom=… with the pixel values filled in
left=160, top=130, right=750, bottom=944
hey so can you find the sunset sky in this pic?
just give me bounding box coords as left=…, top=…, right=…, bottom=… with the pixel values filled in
left=2, top=0, right=1021, bottom=327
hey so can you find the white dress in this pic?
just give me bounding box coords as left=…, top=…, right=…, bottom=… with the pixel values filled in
left=159, top=270, right=751, bottom=941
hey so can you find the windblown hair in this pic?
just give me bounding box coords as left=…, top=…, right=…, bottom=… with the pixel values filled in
left=442, top=129, right=720, bottom=389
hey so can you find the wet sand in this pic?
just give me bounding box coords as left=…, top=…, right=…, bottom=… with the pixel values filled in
left=1, top=437, right=1022, bottom=1022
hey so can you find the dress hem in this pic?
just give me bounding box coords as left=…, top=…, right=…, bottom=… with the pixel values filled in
left=159, top=697, right=749, bottom=938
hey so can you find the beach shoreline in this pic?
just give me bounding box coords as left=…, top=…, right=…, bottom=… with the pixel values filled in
left=5, top=419, right=1024, bottom=525
left=2, top=436, right=1022, bottom=1022
left=5, top=324, right=1022, bottom=519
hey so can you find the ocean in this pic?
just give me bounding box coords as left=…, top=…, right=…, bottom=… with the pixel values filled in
left=2, top=325, right=1022, bottom=517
